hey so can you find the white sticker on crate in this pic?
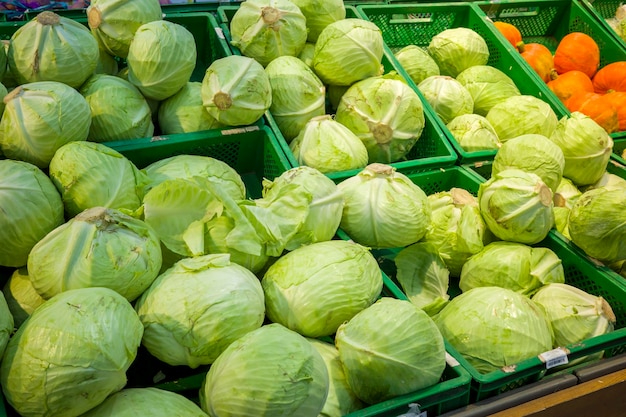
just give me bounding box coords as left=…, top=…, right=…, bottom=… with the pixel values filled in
left=445, top=352, right=460, bottom=367
left=538, top=347, right=570, bottom=369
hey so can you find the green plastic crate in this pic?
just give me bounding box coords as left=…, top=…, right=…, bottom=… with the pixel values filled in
left=216, top=4, right=459, bottom=182
left=578, top=0, right=626, bottom=51
left=475, top=0, right=626, bottom=141
left=364, top=165, right=626, bottom=402
left=354, top=2, right=569, bottom=164
left=612, top=138, right=626, bottom=165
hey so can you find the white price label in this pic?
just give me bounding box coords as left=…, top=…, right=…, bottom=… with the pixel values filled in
left=539, top=347, right=569, bottom=369
left=214, top=27, right=225, bottom=40
left=446, top=352, right=460, bottom=367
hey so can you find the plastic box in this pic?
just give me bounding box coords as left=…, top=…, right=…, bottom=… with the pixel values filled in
left=362, top=165, right=626, bottom=402
left=579, top=0, right=626, bottom=50
left=354, top=2, right=569, bottom=164
left=474, top=0, right=626, bottom=141
left=612, top=138, right=626, bottom=165
left=216, top=4, right=459, bottom=182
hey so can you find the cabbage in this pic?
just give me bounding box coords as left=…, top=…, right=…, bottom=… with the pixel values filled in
left=553, top=177, right=582, bottom=239
left=8, top=11, right=98, bottom=88
left=312, top=18, right=384, bottom=86
left=338, top=163, right=431, bottom=248
left=127, top=20, right=196, bottom=101
left=456, top=65, right=521, bottom=116
left=48, top=141, right=147, bottom=218
left=548, top=112, right=613, bottom=186
left=80, top=74, right=155, bottom=142
left=423, top=188, right=491, bottom=276
left=298, top=42, right=316, bottom=67
left=492, top=134, right=565, bottom=192
left=229, top=0, right=308, bottom=67
left=0, top=160, right=64, bottom=268
left=394, top=242, right=450, bottom=315
left=307, top=339, right=364, bottom=417
left=532, top=283, right=616, bottom=347
left=289, top=115, right=368, bottom=173
left=418, top=75, right=474, bottom=124
left=568, top=187, right=626, bottom=263
left=583, top=172, right=626, bottom=192
left=87, top=0, right=163, bottom=59
left=0, top=287, right=143, bottom=417
left=335, top=297, right=446, bottom=404
left=158, top=82, right=225, bottom=134
left=427, top=27, right=489, bottom=77
left=478, top=169, right=555, bottom=244
left=291, top=0, right=346, bottom=42
left=262, top=240, right=382, bottom=337
left=460, top=241, right=565, bottom=296
left=142, top=154, right=245, bottom=199
left=335, top=76, right=425, bottom=163
left=0, top=82, right=7, bottom=116
left=0, top=292, right=13, bottom=359
left=265, top=55, right=326, bottom=140
left=200, top=323, right=329, bottom=417
left=0, top=81, right=91, bottom=168
left=95, top=47, right=118, bottom=75
left=435, top=286, right=554, bottom=374
left=201, top=55, right=272, bottom=126
left=135, top=254, right=265, bottom=368
left=2, top=267, right=44, bottom=328
left=28, top=207, right=162, bottom=302
left=394, top=44, right=440, bottom=85
left=486, top=95, right=559, bottom=142
left=82, top=388, right=208, bottom=417
left=446, top=114, right=501, bottom=152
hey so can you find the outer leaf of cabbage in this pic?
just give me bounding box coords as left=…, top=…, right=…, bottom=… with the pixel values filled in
left=0, top=81, right=91, bottom=168
left=81, top=388, right=208, bottom=417
left=435, top=286, right=554, bottom=374
left=418, top=75, right=474, bottom=124
left=307, top=338, right=364, bottom=417
left=265, top=55, right=326, bottom=140
left=582, top=172, right=626, bottom=192
left=568, top=187, right=626, bottom=263
left=532, top=283, right=616, bottom=347
left=0, top=82, right=7, bottom=116
left=298, top=41, right=316, bottom=67
left=553, top=177, right=582, bottom=239
left=8, top=11, right=98, bottom=88
left=229, top=0, right=308, bottom=67
left=0, top=160, right=64, bottom=267
left=27, top=207, right=162, bottom=302
left=141, top=154, right=245, bottom=200
left=427, top=27, right=489, bottom=77
left=0, top=292, right=13, bottom=359
left=0, top=287, right=143, bottom=417
left=48, top=141, right=147, bottom=218
left=200, top=323, right=329, bottom=417
left=289, top=115, right=369, bottom=173
left=312, top=18, right=384, bottom=86
left=486, top=95, right=558, bottom=142
left=338, top=163, right=431, bottom=249
left=80, top=74, right=155, bottom=142
left=262, top=240, right=382, bottom=337
left=446, top=114, right=501, bottom=152
left=478, top=169, right=555, bottom=244
left=291, top=0, right=346, bottom=42
left=456, top=65, right=521, bottom=116
left=492, top=134, right=565, bottom=192
left=548, top=112, right=613, bottom=186
left=127, top=20, right=197, bottom=101
left=423, top=188, right=491, bottom=277
left=201, top=55, right=272, bottom=126
left=394, top=242, right=450, bottom=315
left=394, top=44, right=440, bottom=85
left=2, top=267, right=45, bottom=328
left=157, top=82, right=225, bottom=135
left=459, top=241, right=565, bottom=296
left=335, top=297, right=446, bottom=404
left=335, top=77, right=425, bottom=163
left=87, top=0, right=163, bottom=59
left=0, top=40, right=6, bottom=82
left=135, top=254, right=265, bottom=368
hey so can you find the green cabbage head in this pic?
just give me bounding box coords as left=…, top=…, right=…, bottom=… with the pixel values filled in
left=456, top=65, right=521, bottom=116
left=157, top=82, right=225, bottom=135
left=338, top=163, right=431, bottom=249
left=2, top=268, right=44, bottom=328
left=135, top=254, right=265, bottom=368
left=262, top=240, right=382, bottom=337
left=486, top=95, right=558, bottom=142
left=446, top=114, right=501, bottom=152
left=394, top=44, right=440, bottom=85
left=0, top=287, right=143, bottom=417
left=291, top=0, right=346, bottom=42
left=418, top=75, right=474, bottom=124
left=427, top=27, right=489, bottom=77
left=81, top=388, right=208, bottom=417
left=200, top=323, right=329, bottom=417
left=336, top=297, right=446, bottom=404
left=435, top=286, right=554, bottom=374
left=0, top=292, right=13, bottom=359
